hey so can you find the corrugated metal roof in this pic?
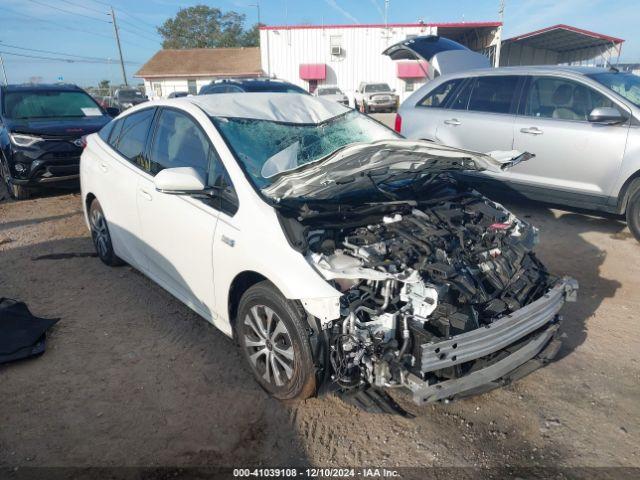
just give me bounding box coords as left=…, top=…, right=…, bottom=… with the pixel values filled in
left=259, top=21, right=501, bottom=31
left=503, top=24, right=624, bottom=52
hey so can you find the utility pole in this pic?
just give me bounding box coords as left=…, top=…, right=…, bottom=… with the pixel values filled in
left=494, top=0, right=505, bottom=67
left=110, top=7, right=128, bottom=86
left=0, top=41, right=8, bottom=85
left=384, top=0, right=389, bottom=28
left=249, top=1, right=261, bottom=25
left=0, top=52, right=8, bottom=85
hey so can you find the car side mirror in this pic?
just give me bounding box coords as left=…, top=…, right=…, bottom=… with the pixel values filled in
left=105, top=107, right=120, bottom=117
left=154, top=167, right=207, bottom=194
left=588, top=107, right=626, bottom=125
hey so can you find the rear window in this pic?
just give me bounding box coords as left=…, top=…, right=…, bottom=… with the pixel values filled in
left=2, top=90, right=102, bottom=119
left=418, top=79, right=462, bottom=108
left=466, top=76, right=520, bottom=114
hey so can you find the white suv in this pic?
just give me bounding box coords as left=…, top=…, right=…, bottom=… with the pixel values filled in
left=81, top=93, right=576, bottom=405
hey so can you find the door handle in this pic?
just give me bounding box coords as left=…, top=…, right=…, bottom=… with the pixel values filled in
left=139, top=188, right=152, bottom=201
left=99, top=162, right=108, bottom=172
left=221, top=235, right=235, bottom=247
left=520, top=127, right=543, bottom=135
left=444, top=118, right=461, bottom=126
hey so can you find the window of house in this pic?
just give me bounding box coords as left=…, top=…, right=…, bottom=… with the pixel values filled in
left=152, top=82, right=162, bottom=98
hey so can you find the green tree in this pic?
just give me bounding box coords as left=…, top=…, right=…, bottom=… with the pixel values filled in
left=157, top=5, right=259, bottom=49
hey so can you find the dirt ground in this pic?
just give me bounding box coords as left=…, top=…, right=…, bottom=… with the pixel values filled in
left=0, top=180, right=639, bottom=473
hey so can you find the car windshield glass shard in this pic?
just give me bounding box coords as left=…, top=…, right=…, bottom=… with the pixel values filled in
left=3, top=91, right=101, bottom=119
left=210, top=111, right=397, bottom=188
left=365, top=84, right=391, bottom=93
left=587, top=72, right=640, bottom=108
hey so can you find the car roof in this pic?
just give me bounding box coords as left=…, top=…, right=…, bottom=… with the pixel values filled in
left=147, top=92, right=350, bottom=124
left=439, top=65, right=610, bottom=78
left=0, top=83, right=83, bottom=92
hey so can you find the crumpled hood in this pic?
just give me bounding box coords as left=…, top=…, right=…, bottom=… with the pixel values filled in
left=262, top=139, right=532, bottom=200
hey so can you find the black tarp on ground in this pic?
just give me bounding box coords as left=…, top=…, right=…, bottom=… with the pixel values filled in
left=0, top=298, right=59, bottom=364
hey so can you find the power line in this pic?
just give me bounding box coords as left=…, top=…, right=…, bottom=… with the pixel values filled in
left=26, top=0, right=112, bottom=24
left=0, top=42, right=138, bottom=64
left=0, top=50, right=140, bottom=65
left=0, top=7, right=114, bottom=40
left=58, top=0, right=108, bottom=16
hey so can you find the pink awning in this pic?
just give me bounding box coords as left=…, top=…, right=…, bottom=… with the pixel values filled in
left=396, top=61, right=428, bottom=79
left=299, top=64, right=326, bottom=80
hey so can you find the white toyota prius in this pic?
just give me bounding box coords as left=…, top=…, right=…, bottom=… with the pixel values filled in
left=81, top=93, right=577, bottom=405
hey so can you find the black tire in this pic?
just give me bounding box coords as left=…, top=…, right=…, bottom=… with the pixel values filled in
left=88, top=199, right=125, bottom=266
left=626, top=181, right=640, bottom=242
left=8, top=183, right=30, bottom=200
left=235, top=281, right=316, bottom=401
left=0, top=157, right=30, bottom=200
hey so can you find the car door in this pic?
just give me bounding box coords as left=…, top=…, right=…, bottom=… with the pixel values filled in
left=400, top=77, right=464, bottom=141
left=435, top=75, right=522, bottom=153
left=94, top=108, right=156, bottom=270
left=135, top=107, right=223, bottom=320
left=510, top=75, right=630, bottom=202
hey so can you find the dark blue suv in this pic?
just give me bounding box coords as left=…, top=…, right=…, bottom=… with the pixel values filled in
left=199, top=78, right=308, bottom=95
left=0, top=83, right=116, bottom=199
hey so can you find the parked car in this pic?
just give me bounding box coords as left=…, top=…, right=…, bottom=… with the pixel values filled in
left=314, top=85, right=349, bottom=106
left=396, top=65, right=640, bottom=241
left=199, top=78, right=308, bottom=95
left=112, top=88, right=147, bottom=110
left=0, top=83, right=116, bottom=199
left=354, top=82, right=399, bottom=113
left=81, top=92, right=577, bottom=404
left=167, top=91, right=188, bottom=98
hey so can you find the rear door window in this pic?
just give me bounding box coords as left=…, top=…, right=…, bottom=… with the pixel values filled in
left=418, top=79, right=462, bottom=108
left=466, top=76, right=520, bottom=114
left=524, top=76, right=616, bottom=121
left=114, top=108, right=155, bottom=165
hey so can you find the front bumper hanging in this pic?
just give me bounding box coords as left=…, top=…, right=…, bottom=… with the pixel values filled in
left=405, top=277, right=578, bottom=405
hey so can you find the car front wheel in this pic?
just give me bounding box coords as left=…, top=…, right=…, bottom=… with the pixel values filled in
left=626, top=181, right=640, bottom=242
left=1, top=158, right=30, bottom=200
left=89, top=199, right=124, bottom=266
left=236, top=281, right=316, bottom=401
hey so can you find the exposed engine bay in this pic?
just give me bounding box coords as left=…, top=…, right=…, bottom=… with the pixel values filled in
left=274, top=174, right=577, bottom=404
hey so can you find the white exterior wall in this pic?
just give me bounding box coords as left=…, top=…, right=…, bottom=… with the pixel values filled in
left=260, top=25, right=438, bottom=103
left=142, top=77, right=218, bottom=100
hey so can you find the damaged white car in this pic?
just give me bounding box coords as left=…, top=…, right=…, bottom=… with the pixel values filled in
left=81, top=93, right=578, bottom=406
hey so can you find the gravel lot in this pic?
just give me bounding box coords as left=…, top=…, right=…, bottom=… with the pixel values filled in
left=1, top=154, right=639, bottom=472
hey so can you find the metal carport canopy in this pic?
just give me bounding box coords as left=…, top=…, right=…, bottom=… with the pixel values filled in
left=500, top=24, right=624, bottom=66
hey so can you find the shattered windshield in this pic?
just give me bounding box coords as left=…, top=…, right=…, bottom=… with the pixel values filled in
left=587, top=72, right=640, bottom=108
left=210, top=110, right=398, bottom=188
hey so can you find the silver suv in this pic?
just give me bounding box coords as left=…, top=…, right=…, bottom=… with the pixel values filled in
left=397, top=66, right=640, bottom=241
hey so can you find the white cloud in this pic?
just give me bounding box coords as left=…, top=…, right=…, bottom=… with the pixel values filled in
left=323, top=0, right=360, bottom=24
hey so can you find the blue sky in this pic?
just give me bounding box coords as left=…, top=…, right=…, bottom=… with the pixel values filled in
left=1, top=0, right=638, bottom=86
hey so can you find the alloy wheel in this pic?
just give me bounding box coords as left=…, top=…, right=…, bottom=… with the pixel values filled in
left=242, top=305, right=295, bottom=388
left=90, top=206, right=110, bottom=259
